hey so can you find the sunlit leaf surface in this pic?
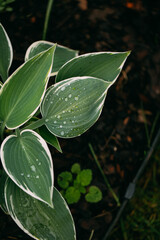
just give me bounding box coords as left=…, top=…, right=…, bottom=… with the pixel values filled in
left=41, top=76, right=109, bottom=138
left=56, top=51, right=130, bottom=84
left=0, top=46, right=56, bottom=129
left=1, top=130, right=54, bottom=206
left=25, top=40, right=78, bottom=75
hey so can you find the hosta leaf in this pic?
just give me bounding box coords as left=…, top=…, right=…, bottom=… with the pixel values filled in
left=0, top=45, right=56, bottom=129
left=41, top=76, right=109, bottom=138
left=56, top=51, right=130, bottom=83
left=25, top=40, right=78, bottom=76
left=1, top=130, right=54, bottom=206
left=0, top=23, right=13, bottom=82
left=37, top=125, right=62, bottom=153
left=5, top=178, right=76, bottom=240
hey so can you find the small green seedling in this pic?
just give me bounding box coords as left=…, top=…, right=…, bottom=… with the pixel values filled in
left=0, top=23, right=130, bottom=240
left=57, top=163, right=103, bottom=204
left=0, top=0, right=15, bottom=12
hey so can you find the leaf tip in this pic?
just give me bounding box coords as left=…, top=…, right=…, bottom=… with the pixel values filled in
left=126, top=50, right=131, bottom=56
left=48, top=44, right=57, bottom=54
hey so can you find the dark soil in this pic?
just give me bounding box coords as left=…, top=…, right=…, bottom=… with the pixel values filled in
left=0, top=0, right=160, bottom=239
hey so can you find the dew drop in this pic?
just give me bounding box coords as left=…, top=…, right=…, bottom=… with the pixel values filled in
left=61, top=86, right=65, bottom=91
left=31, top=165, right=36, bottom=172
left=50, top=101, right=53, bottom=104
left=38, top=162, right=41, bottom=166
left=60, top=125, right=63, bottom=128
left=54, top=120, right=57, bottom=123
left=21, top=173, right=24, bottom=176
left=57, top=115, right=60, bottom=119
left=75, top=97, right=79, bottom=101
left=72, top=120, right=75, bottom=123
left=63, top=121, right=66, bottom=124
left=68, top=94, right=72, bottom=98
left=61, top=131, right=64, bottom=136
left=65, top=98, right=68, bottom=101
left=45, top=119, right=49, bottom=122
left=36, top=175, right=39, bottom=179
left=27, top=174, right=30, bottom=178
left=36, top=159, right=38, bottom=162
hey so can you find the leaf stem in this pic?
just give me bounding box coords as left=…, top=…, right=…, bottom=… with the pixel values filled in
left=42, top=0, right=54, bottom=40
left=22, top=118, right=45, bottom=131
left=88, top=143, right=120, bottom=206
left=15, top=128, right=20, bottom=137
left=88, top=230, right=95, bottom=240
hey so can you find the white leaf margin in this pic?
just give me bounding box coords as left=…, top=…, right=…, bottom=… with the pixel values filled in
left=0, top=46, right=55, bottom=130
left=55, top=51, right=131, bottom=86
left=25, top=40, right=79, bottom=76
left=4, top=180, right=76, bottom=240
left=0, top=129, right=54, bottom=206
left=0, top=23, right=13, bottom=77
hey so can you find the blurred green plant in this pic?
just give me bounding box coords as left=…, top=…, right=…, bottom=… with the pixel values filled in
left=58, top=163, right=103, bottom=204
left=0, top=0, right=15, bottom=12
left=110, top=144, right=160, bottom=240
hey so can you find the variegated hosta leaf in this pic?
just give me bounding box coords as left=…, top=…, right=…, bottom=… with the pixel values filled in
left=5, top=178, right=76, bottom=240
left=0, top=23, right=13, bottom=82
left=56, top=51, right=130, bottom=83
left=37, top=125, right=62, bottom=153
left=41, top=76, right=109, bottom=138
left=1, top=130, right=54, bottom=206
left=25, top=40, right=78, bottom=76
left=0, top=45, right=56, bottom=129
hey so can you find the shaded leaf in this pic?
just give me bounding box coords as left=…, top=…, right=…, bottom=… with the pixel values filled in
left=65, top=186, right=81, bottom=204
left=25, top=40, right=78, bottom=76
left=85, top=186, right=102, bottom=203
left=0, top=23, right=13, bottom=82
left=41, top=76, right=109, bottom=138
left=0, top=45, right=56, bottom=129
left=57, top=171, right=73, bottom=189
left=56, top=51, right=130, bottom=83
left=79, top=186, right=86, bottom=194
left=5, top=178, right=76, bottom=240
left=1, top=130, right=54, bottom=206
left=77, top=169, right=92, bottom=186
left=37, top=125, right=62, bottom=153
left=71, top=163, right=81, bottom=174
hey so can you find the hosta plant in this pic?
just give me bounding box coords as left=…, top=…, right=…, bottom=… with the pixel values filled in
left=0, top=23, right=130, bottom=239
